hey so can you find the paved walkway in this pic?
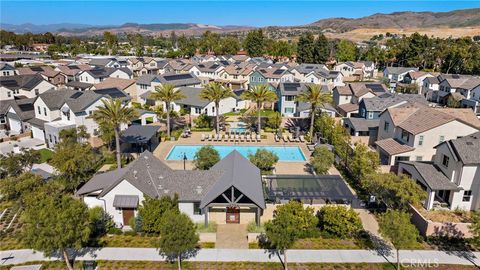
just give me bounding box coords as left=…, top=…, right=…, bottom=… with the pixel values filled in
left=216, top=224, right=248, bottom=249
left=1, top=248, right=478, bottom=266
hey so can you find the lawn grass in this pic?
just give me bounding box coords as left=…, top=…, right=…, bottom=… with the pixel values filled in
left=0, top=236, right=26, bottom=250
left=36, top=148, right=54, bottom=163
left=196, top=222, right=217, bottom=233
left=97, top=234, right=158, bottom=248
left=3, top=261, right=475, bottom=270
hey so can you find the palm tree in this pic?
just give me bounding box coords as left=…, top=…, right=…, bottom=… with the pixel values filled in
left=297, top=84, right=333, bottom=143
left=92, top=98, right=138, bottom=169
left=199, top=82, right=233, bottom=134
left=241, top=84, right=277, bottom=134
left=150, top=84, right=186, bottom=139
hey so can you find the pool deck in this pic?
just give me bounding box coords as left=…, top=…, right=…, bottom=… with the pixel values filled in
left=153, top=132, right=312, bottom=174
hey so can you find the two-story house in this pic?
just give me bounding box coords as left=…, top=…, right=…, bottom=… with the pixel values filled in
left=171, top=87, right=239, bottom=117
left=77, top=67, right=133, bottom=84
left=0, top=74, right=56, bottom=101
left=249, top=68, right=294, bottom=91
left=276, top=82, right=335, bottom=117
left=289, top=64, right=329, bottom=82
left=375, top=107, right=480, bottom=165
left=398, top=132, right=480, bottom=211
left=304, top=70, right=344, bottom=88
left=219, top=64, right=255, bottom=90
left=383, top=67, right=419, bottom=91
left=17, top=66, right=66, bottom=86
left=333, top=83, right=388, bottom=117
left=136, top=73, right=202, bottom=106
left=0, top=62, right=17, bottom=77
left=344, top=94, right=428, bottom=139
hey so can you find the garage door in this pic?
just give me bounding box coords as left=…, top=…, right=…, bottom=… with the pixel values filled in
left=31, top=126, right=45, bottom=142
left=8, top=118, right=22, bottom=133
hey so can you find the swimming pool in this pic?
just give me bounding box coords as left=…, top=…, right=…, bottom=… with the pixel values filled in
left=166, top=145, right=306, bottom=161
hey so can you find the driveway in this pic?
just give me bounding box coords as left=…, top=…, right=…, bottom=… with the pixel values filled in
left=0, top=138, right=45, bottom=154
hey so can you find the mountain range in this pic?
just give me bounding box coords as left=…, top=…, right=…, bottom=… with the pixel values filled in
left=1, top=8, right=479, bottom=37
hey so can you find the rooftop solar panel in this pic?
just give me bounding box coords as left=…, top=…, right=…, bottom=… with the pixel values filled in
left=30, top=66, right=44, bottom=72
left=94, top=88, right=127, bottom=98
left=273, top=69, right=284, bottom=75
left=163, top=74, right=193, bottom=81
left=70, top=92, right=84, bottom=99
left=18, top=103, right=34, bottom=111
left=1, top=79, right=19, bottom=87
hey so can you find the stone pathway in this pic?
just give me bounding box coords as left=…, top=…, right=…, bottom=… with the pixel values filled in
left=215, top=224, right=248, bottom=249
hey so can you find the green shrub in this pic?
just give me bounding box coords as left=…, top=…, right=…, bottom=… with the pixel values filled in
left=248, top=149, right=279, bottom=174
left=318, top=205, right=362, bottom=238
left=193, top=145, right=220, bottom=170
left=196, top=222, right=217, bottom=233
left=310, top=146, right=334, bottom=174
left=194, top=114, right=213, bottom=128
left=247, top=221, right=265, bottom=233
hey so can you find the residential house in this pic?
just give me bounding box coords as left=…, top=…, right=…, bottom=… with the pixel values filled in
left=195, top=62, right=225, bottom=80
left=17, top=66, right=66, bottom=86
left=219, top=64, right=255, bottom=90
left=289, top=63, right=328, bottom=82
left=92, top=77, right=137, bottom=101
left=422, top=76, right=441, bottom=101
left=436, top=74, right=480, bottom=105
left=344, top=94, right=428, bottom=139
left=276, top=82, right=335, bottom=117
left=0, top=62, right=17, bottom=77
left=376, top=107, right=480, bottom=165
left=77, top=150, right=265, bottom=227
left=304, top=70, right=343, bottom=88
left=402, top=71, right=435, bottom=95
left=4, top=98, right=36, bottom=134
left=44, top=90, right=107, bottom=148
left=89, top=58, right=126, bottom=68
left=171, top=87, right=238, bottom=116
left=398, top=132, right=480, bottom=211
left=332, top=83, right=388, bottom=117
left=136, top=73, right=202, bottom=106
left=249, top=68, right=294, bottom=91
left=77, top=67, right=133, bottom=84
left=334, top=61, right=376, bottom=81
left=0, top=74, right=56, bottom=101
left=56, top=64, right=91, bottom=82
left=383, top=67, right=419, bottom=91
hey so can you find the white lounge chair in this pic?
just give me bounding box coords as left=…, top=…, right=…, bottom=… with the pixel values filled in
left=230, top=134, right=235, bottom=142
left=218, top=134, right=223, bottom=141
left=240, top=135, right=245, bottom=142
left=299, top=135, right=305, bottom=142
left=288, top=135, right=294, bottom=142
left=245, top=135, right=250, bottom=142
left=274, top=135, right=279, bottom=142
left=282, top=135, right=288, bottom=143
left=207, top=134, right=213, bottom=141
left=235, top=135, right=239, bottom=142
left=201, top=134, right=205, bottom=141
left=256, top=135, right=261, bottom=142
left=224, top=134, right=229, bottom=142
left=295, top=136, right=300, bottom=142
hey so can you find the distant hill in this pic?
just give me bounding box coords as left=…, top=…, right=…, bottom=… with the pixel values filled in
left=1, top=8, right=479, bottom=37
left=308, top=8, right=480, bottom=32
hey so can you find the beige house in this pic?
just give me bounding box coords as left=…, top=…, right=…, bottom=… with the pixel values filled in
left=376, top=106, right=480, bottom=165
left=92, top=77, right=137, bottom=101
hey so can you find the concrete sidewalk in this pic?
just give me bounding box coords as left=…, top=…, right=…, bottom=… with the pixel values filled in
left=1, top=248, right=478, bottom=266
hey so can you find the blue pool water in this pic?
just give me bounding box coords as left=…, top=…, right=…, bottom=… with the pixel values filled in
left=229, top=127, right=247, bottom=133
left=166, top=145, right=306, bottom=161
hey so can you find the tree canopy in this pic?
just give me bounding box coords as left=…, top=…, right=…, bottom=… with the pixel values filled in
left=244, top=29, right=266, bottom=57
left=317, top=205, right=362, bottom=238
left=248, top=149, right=279, bottom=174
left=157, top=210, right=199, bottom=270
left=350, top=143, right=379, bottom=181
left=138, top=195, right=179, bottom=234
left=21, top=194, right=91, bottom=270
left=310, top=146, right=334, bottom=175
left=193, top=145, right=220, bottom=170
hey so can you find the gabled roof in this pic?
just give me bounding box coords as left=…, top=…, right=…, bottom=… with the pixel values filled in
left=399, top=161, right=460, bottom=191
left=440, top=131, right=480, bottom=165
left=361, top=94, right=428, bottom=112
left=63, top=90, right=104, bottom=113
left=384, top=67, right=418, bottom=75
left=0, top=74, right=46, bottom=90
left=93, top=77, right=136, bottom=91
left=201, top=150, right=265, bottom=209
left=375, top=138, right=415, bottom=155
left=17, top=66, right=60, bottom=78
left=6, top=97, right=36, bottom=121
left=175, top=87, right=210, bottom=107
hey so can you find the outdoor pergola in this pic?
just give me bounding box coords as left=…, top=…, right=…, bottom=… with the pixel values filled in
left=264, top=174, right=359, bottom=207
left=120, top=125, right=160, bottom=153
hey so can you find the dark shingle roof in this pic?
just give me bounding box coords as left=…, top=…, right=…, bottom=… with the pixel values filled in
left=175, top=87, right=210, bottom=107
left=344, top=118, right=379, bottom=132
left=120, top=125, right=161, bottom=144
left=445, top=132, right=480, bottom=165
left=400, top=161, right=461, bottom=191
left=0, top=74, right=45, bottom=90
left=361, top=94, right=428, bottom=112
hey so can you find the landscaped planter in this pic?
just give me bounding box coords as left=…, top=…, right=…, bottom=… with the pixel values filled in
left=409, top=205, right=473, bottom=238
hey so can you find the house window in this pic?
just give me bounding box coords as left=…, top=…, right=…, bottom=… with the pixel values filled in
left=49, top=134, right=52, bottom=143
left=415, top=156, right=423, bottom=161
left=401, top=130, right=409, bottom=142
left=418, top=135, right=424, bottom=146
left=37, top=106, right=41, bottom=114
left=367, top=112, right=374, bottom=119
left=439, top=136, right=445, bottom=143
left=35, top=89, right=39, bottom=95
left=463, top=190, right=472, bottom=202
left=285, top=96, right=295, bottom=101
left=284, top=107, right=294, bottom=114
left=384, top=122, right=389, bottom=131
left=7, top=91, right=11, bottom=97
left=442, top=155, right=449, bottom=167
left=193, top=202, right=201, bottom=215
left=43, top=108, right=47, bottom=116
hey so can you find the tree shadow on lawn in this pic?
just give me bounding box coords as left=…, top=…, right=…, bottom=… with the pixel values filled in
left=258, top=233, right=286, bottom=269
left=429, top=224, right=479, bottom=268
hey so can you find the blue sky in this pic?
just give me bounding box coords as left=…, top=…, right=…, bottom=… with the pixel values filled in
left=1, top=1, right=479, bottom=26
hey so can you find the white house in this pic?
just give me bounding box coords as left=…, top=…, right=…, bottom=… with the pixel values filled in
left=77, top=150, right=266, bottom=227
left=0, top=62, right=17, bottom=77
left=398, top=132, right=480, bottom=211
left=172, top=87, right=238, bottom=116
left=0, top=74, right=56, bottom=101
left=376, top=107, right=480, bottom=165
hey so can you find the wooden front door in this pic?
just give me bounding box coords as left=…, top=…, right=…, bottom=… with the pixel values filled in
left=122, top=208, right=135, bottom=225
left=226, top=207, right=240, bottom=223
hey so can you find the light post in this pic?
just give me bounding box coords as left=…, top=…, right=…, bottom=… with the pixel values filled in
left=183, top=152, right=187, bottom=170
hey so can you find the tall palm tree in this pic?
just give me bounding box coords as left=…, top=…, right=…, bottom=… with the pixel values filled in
left=241, top=84, right=277, bottom=134
left=93, top=98, right=138, bottom=169
left=297, top=84, right=333, bottom=143
left=199, top=82, right=233, bottom=134
left=150, top=84, right=185, bottom=139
